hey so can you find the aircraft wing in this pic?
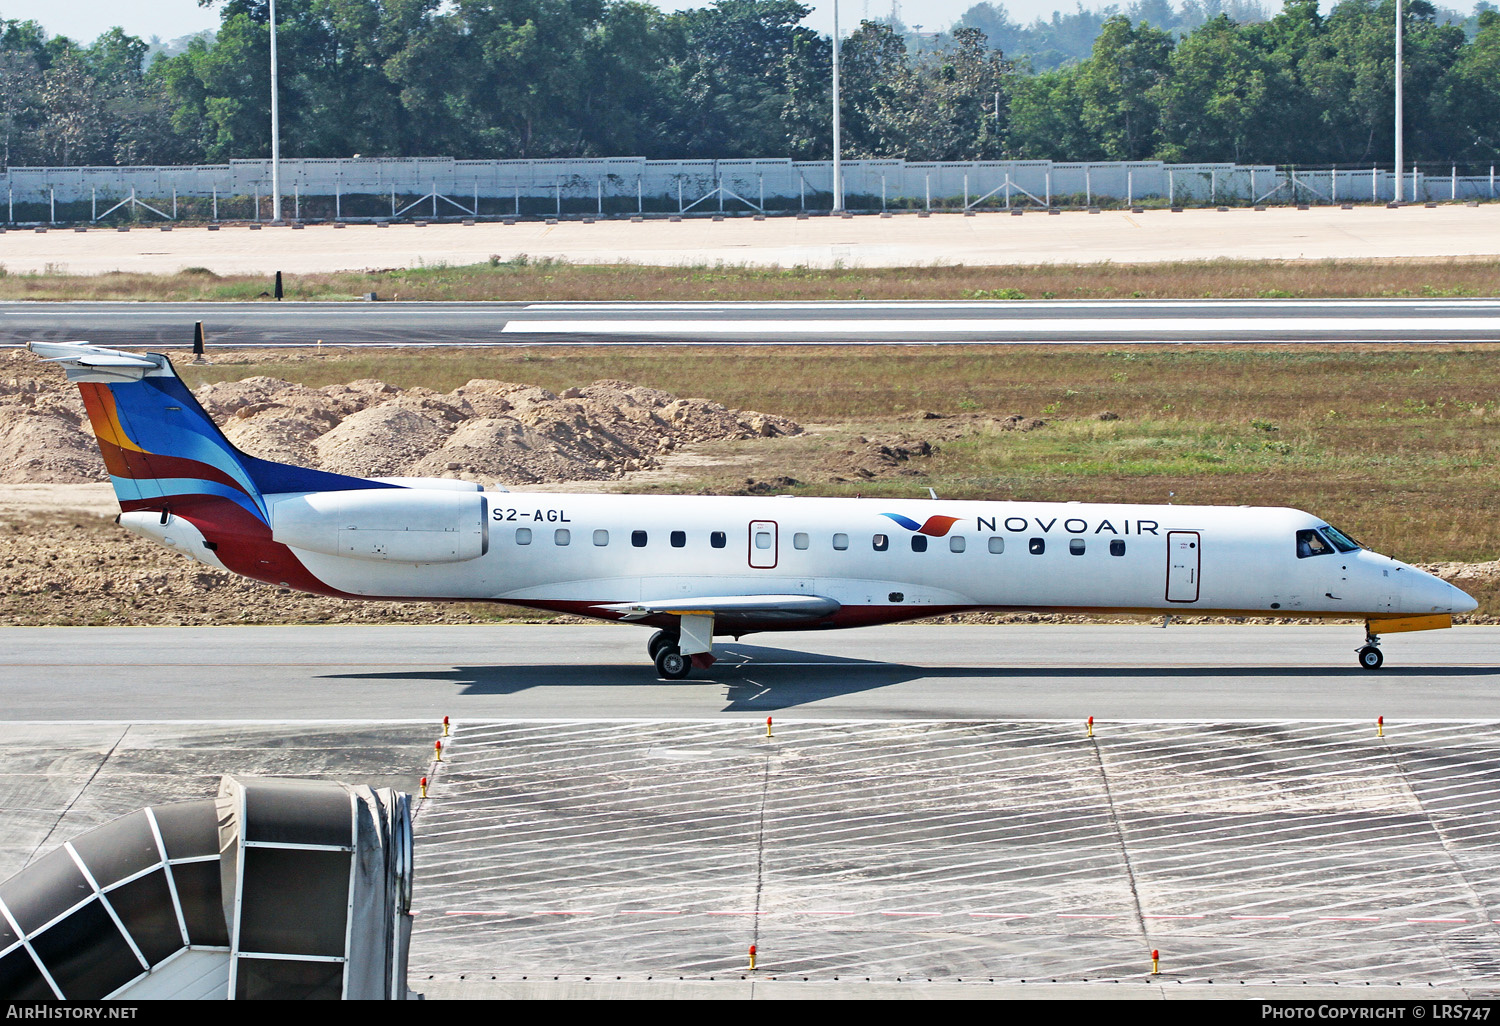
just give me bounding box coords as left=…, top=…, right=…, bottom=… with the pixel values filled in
left=596, top=594, right=841, bottom=625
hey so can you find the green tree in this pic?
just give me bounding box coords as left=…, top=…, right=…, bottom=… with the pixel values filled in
left=1074, top=15, right=1174, bottom=160
left=1157, top=14, right=1275, bottom=160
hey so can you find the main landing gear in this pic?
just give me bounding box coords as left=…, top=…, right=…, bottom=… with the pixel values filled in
left=1357, top=633, right=1384, bottom=670
left=648, top=629, right=691, bottom=680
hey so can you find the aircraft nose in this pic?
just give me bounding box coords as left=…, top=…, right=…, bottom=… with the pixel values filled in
left=1406, top=570, right=1478, bottom=614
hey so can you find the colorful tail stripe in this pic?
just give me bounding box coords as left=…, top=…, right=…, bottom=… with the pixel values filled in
left=77, top=358, right=387, bottom=522
left=881, top=513, right=963, bottom=537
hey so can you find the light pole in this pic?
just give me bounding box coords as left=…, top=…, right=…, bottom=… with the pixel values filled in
left=832, top=0, right=843, bottom=213
left=270, top=0, right=282, bottom=222
left=1394, top=0, right=1403, bottom=203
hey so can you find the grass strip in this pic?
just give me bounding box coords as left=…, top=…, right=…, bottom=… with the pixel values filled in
left=1, top=255, right=1498, bottom=302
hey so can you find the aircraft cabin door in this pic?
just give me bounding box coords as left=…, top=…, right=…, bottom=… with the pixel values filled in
left=749, top=520, right=778, bottom=569
left=1166, top=531, right=1201, bottom=603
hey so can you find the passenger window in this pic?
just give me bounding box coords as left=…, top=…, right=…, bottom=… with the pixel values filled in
left=593, top=529, right=609, bottom=546
left=950, top=536, right=966, bottom=553
left=793, top=532, right=809, bottom=550
left=555, top=529, right=570, bottom=546
left=670, top=531, right=686, bottom=548
left=711, top=531, right=726, bottom=549
left=632, top=530, right=648, bottom=547
left=515, top=527, right=532, bottom=545
left=1029, top=538, right=1045, bottom=555
left=833, top=533, right=849, bottom=550
left=873, top=534, right=889, bottom=552
left=988, top=537, right=1004, bottom=554
left=755, top=531, right=772, bottom=550
left=911, top=535, right=928, bottom=552
left=1110, top=539, right=1125, bottom=557
left=1069, top=538, right=1085, bottom=555
left=1296, top=529, right=1333, bottom=558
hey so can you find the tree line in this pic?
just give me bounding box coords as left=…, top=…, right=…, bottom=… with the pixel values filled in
left=0, top=0, right=1496, bottom=170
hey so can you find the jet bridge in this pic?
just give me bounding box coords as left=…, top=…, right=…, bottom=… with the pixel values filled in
left=0, top=776, right=413, bottom=1000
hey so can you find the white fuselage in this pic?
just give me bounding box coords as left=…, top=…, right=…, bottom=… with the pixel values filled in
left=166, top=492, right=1468, bottom=626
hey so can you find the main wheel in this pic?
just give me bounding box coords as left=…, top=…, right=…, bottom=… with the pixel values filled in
left=1357, top=645, right=1384, bottom=670
left=647, top=629, right=676, bottom=660
left=654, top=646, right=691, bottom=680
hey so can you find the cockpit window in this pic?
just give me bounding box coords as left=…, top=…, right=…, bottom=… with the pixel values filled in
left=1320, top=524, right=1362, bottom=553
left=1296, top=529, right=1334, bottom=558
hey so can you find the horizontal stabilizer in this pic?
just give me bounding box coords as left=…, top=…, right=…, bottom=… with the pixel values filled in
left=597, top=594, right=841, bottom=624
left=28, top=341, right=161, bottom=379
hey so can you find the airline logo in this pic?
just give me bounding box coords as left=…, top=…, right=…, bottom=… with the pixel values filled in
left=881, top=513, right=962, bottom=537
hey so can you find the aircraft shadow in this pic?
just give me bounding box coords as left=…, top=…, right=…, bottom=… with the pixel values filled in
left=315, top=641, right=1499, bottom=713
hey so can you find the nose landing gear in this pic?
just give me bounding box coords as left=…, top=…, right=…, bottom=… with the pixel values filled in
left=1356, top=633, right=1384, bottom=670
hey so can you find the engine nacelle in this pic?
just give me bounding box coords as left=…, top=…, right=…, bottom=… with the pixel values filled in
left=270, top=488, right=488, bottom=564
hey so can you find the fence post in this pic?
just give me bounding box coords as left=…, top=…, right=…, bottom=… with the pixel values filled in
left=760, top=173, right=765, bottom=211
left=433, top=180, right=438, bottom=219
left=92, top=187, right=96, bottom=222
left=555, top=181, right=560, bottom=217
left=679, top=178, right=684, bottom=214
left=1127, top=169, right=1133, bottom=206
left=50, top=188, right=54, bottom=224
left=1086, top=168, right=1092, bottom=207
left=1045, top=170, right=1051, bottom=208
left=638, top=178, right=643, bottom=214
left=333, top=183, right=338, bottom=221
left=1210, top=169, right=1216, bottom=204
left=173, top=185, right=178, bottom=220
left=515, top=185, right=520, bottom=217
left=1168, top=169, right=1173, bottom=205
left=1372, top=167, right=1377, bottom=202
left=882, top=174, right=886, bottom=211
left=597, top=180, right=602, bottom=216
left=1330, top=169, right=1336, bottom=204
left=390, top=186, right=395, bottom=218
left=925, top=173, right=930, bottom=212
left=292, top=185, right=297, bottom=221
left=1452, top=165, right=1457, bottom=200
left=964, top=173, right=969, bottom=210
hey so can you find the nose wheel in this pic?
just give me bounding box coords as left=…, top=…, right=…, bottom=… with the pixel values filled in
left=1357, top=640, right=1384, bottom=670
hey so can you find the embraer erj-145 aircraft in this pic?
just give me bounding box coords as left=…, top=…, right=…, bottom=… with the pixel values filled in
left=32, top=341, right=1476, bottom=678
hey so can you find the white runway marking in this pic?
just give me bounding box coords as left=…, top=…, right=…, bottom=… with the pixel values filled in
left=502, top=316, right=1500, bottom=335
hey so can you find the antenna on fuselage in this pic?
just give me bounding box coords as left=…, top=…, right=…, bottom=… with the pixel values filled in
left=928, top=487, right=938, bottom=499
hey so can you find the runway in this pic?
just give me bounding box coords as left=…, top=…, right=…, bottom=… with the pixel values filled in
left=2, top=624, right=1496, bottom=721
left=4, top=623, right=1499, bottom=998
left=5, top=298, right=1500, bottom=347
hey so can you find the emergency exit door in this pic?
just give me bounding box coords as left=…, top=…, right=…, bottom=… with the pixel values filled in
left=749, top=520, right=778, bottom=569
left=1166, top=531, right=1201, bottom=602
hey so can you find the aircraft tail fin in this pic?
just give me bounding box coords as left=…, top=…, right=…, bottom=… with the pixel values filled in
left=30, top=341, right=387, bottom=523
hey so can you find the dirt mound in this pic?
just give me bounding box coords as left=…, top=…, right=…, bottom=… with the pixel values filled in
left=1419, top=561, right=1500, bottom=586
left=0, top=361, right=802, bottom=487
left=826, top=435, right=937, bottom=481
